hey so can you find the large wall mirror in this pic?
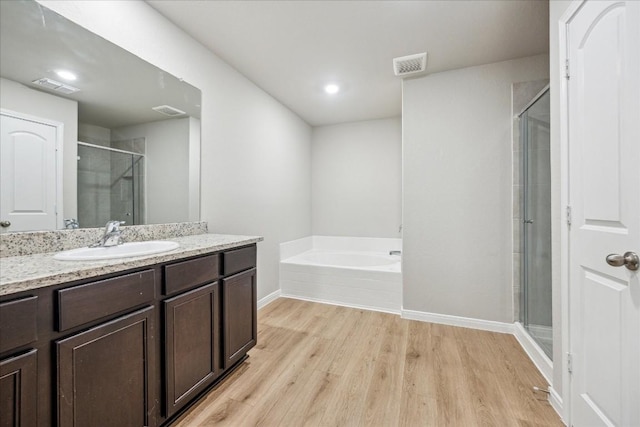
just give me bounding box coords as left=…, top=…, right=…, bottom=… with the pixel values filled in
left=0, top=0, right=201, bottom=232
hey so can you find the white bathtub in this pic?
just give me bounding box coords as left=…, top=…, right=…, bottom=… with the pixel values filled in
left=279, top=236, right=402, bottom=313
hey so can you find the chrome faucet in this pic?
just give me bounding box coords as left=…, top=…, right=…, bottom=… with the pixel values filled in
left=91, top=220, right=125, bottom=247
left=389, top=250, right=401, bottom=256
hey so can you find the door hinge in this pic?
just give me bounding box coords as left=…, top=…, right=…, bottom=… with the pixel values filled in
left=565, top=59, right=570, bottom=79
left=566, top=206, right=572, bottom=226
left=567, top=353, right=573, bottom=374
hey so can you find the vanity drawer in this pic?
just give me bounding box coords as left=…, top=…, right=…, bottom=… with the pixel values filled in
left=164, top=254, right=219, bottom=296
left=0, top=296, right=38, bottom=353
left=57, top=269, right=155, bottom=332
left=223, top=245, right=256, bottom=276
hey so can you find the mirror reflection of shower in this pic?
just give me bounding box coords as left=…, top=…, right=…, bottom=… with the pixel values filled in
left=77, top=140, right=145, bottom=228
left=519, top=87, right=552, bottom=359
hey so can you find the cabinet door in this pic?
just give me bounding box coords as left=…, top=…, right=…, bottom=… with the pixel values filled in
left=222, top=268, right=257, bottom=368
left=57, top=306, right=155, bottom=427
left=164, top=283, right=219, bottom=417
left=0, top=350, right=37, bottom=427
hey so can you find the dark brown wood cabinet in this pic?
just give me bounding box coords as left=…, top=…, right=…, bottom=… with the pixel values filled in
left=56, top=269, right=155, bottom=332
left=163, top=282, right=220, bottom=417
left=0, top=296, right=38, bottom=427
left=223, top=268, right=257, bottom=367
left=0, top=350, right=37, bottom=427
left=0, top=297, right=38, bottom=354
left=56, top=306, right=155, bottom=427
left=0, top=243, right=257, bottom=427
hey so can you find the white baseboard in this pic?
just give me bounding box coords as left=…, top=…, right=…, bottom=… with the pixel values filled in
left=513, top=322, right=553, bottom=383
left=281, top=292, right=400, bottom=315
left=548, top=385, right=565, bottom=424
left=401, top=309, right=514, bottom=334
left=257, top=289, right=281, bottom=310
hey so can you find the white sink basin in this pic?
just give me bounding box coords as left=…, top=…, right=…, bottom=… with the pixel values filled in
left=54, top=241, right=180, bottom=261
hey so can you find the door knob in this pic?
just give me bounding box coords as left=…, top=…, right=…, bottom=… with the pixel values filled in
left=606, top=252, right=639, bottom=271
left=0, top=221, right=10, bottom=228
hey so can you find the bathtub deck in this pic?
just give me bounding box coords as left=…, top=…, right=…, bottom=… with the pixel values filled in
left=172, top=298, right=562, bottom=427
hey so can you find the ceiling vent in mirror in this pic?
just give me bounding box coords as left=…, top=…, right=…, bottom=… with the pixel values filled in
left=32, top=77, right=80, bottom=94
left=152, top=105, right=186, bottom=117
left=393, top=52, right=427, bottom=77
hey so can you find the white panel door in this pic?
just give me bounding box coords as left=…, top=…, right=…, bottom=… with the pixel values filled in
left=0, top=114, right=58, bottom=232
left=568, top=1, right=640, bottom=426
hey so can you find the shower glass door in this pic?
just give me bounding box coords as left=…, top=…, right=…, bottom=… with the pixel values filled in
left=520, top=89, right=552, bottom=359
left=77, top=143, right=145, bottom=228
left=109, top=149, right=144, bottom=224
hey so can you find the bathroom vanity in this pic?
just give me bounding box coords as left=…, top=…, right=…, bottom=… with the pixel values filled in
left=0, top=232, right=260, bottom=426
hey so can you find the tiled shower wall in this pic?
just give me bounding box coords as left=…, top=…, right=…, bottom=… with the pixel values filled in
left=512, top=79, right=549, bottom=322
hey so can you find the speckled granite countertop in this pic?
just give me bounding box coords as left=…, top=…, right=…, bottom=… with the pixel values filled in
left=0, top=233, right=262, bottom=296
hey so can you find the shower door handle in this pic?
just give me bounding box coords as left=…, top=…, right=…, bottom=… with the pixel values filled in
left=606, top=252, right=639, bottom=271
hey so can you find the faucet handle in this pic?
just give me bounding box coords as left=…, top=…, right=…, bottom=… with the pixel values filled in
left=104, top=220, right=125, bottom=233
left=64, top=219, right=79, bottom=229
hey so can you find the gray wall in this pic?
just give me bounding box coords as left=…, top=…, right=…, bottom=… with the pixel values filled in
left=78, top=122, right=111, bottom=146
left=188, top=117, right=201, bottom=222
left=41, top=1, right=313, bottom=301
left=114, top=118, right=191, bottom=225
left=311, top=117, right=402, bottom=238
left=402, top=54, right=549, bottom=323
left=0, top=77, right=78, bottom=223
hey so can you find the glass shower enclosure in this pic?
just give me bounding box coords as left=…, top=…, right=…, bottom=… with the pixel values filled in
left=519, top=88, right=552, bottom=359
left=77, top=142, right=145, bottom=228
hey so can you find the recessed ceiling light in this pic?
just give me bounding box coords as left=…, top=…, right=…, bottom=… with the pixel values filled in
left=55, top=70, right=77, bottom=81
left=324, top=83, right=340, bottom=95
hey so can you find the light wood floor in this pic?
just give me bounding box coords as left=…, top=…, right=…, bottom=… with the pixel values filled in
left=173, top=298, right=562, bottom=426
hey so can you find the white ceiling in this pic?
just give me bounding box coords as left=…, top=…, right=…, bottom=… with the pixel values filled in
left=147, top=0, right=549, bottom=127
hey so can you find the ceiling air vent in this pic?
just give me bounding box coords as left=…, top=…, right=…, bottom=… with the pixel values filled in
left=393, top=52, right=428, bottom=77
left=32, top=77, right=80, bottom=94
left=152, top=105, right=186, bottom=117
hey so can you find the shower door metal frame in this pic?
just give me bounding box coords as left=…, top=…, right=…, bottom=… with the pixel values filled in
left=519, top=110, right=530, bottom=328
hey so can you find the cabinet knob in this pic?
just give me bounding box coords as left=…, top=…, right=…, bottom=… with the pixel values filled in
left=0, top=220, right=11, bottom=228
